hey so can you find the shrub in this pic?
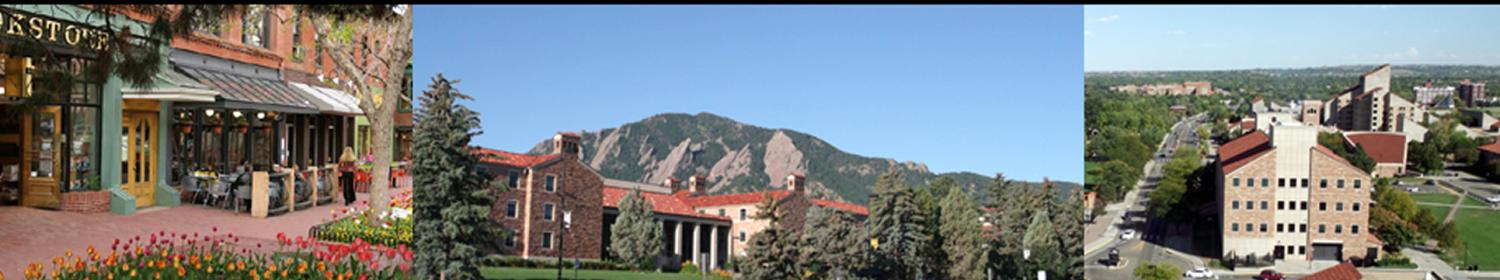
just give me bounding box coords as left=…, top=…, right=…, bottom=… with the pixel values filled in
left=680, top=261, right=700, bottom=275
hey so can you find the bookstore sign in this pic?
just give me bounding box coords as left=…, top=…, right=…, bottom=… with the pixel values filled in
left=1, top=7, right=111, bottom=51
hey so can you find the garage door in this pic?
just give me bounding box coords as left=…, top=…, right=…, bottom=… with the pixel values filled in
left=1312, top=244, right=1342, bottom=261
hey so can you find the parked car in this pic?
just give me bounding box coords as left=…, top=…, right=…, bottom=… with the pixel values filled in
left=1098, top=247, right=1122, bottom=267
left=1184, top=267, right=1216, bottom=279
left=1119, top=230, right=1137, bottom=240
left=1405, top=186, right=1420, bottom=193
left=1256, top=269, right=1284, bottom=280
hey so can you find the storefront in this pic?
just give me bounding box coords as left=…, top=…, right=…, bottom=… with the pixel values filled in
left=0, top=5, right=160, bottom=214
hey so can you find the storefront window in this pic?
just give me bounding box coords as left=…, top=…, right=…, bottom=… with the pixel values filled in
left=202, top=109, right=222, bottom=172
left=252, top=113, right=271, bottom=170
left=171, top=110, right=196, bottom=184
left=69, top=106, right=96, bottom=191
left=11, top=55, right=102, bottom=192
left=30, top=113, right=55, bottom=178
left=227, top=111, right=247, bottom=172
left=242, top=5, right=270, bottom=49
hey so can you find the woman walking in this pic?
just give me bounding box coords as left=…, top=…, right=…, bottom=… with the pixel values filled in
left=339, top=147, right=358, bottom=206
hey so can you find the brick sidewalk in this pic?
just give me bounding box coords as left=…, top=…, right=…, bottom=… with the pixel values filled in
left=0, top=191, right=400, bottom=278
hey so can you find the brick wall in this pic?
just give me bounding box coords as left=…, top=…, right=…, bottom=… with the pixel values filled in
left=522, top=155, right=603, bottom=260
left=1221, top=151, right=1278, bottom=256
left=1308, top=149, right=1373, bottom=260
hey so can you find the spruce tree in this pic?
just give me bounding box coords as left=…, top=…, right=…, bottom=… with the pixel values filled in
left=743, top=192, right=800, bottom=280
left=865, top=170, right=932, bottom=279
left=800, top=206, right=869, bottom=280
left=988, top=174, right=1030, bottom=277
left=1021, top=208, right=1061, bottom=279
left=1053, top=188, right=1087, bottom=279
left=940, top=186, right=987, bottom=280
left=609, top=189, right=663, bottom=270
left=412, top=75, right=501, bottom=280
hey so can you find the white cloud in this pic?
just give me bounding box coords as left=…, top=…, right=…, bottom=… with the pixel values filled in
left=1094, top=14, right=1121, bottom=23
left=1170, top=29, right=1186, bottom=35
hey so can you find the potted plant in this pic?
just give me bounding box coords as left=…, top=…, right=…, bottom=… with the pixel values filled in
left=60, top=174, right=110, bottom=213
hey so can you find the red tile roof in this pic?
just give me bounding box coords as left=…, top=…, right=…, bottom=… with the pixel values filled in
left=813, top=199, right=869, bottom=216
left=473, top=147, right=559, bottom=168
left=1301, top=262, right=1361, bottom=280
left=1240, top=119, right=1256, bottom=131
left=1219, top=131, right=1273, bottom=173
left=1345, top=132, right=1406, bottom=164
left=1481, top=142, right=1500, bottom=156
left=602, top=186, right=728, bottom=221
left=683, top=190, right=793, bottom=208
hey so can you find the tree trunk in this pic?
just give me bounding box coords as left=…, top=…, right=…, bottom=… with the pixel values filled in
left=368, top=94, right=394, bottom=223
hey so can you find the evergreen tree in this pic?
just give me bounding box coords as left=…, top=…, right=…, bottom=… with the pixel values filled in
left=865, top=170, right=932, bottom=279
left=987, top=174, right=1030, bottom=278
left=412, top=75, right=500, bottom=280
left=939, top=186, right=986, bottom=280
left=1021, top=208, right=1061, bottom=279
left=609, top=189, right=663, bottom=270
left=743, top=192, right=800, bottom=280
left=800, top=206, right=869, bottom=280
left=1053, top=188, right=1087, bottom=279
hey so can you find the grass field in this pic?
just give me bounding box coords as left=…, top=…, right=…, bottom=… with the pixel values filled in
left=481, top=267, right=731, bottom=280
left=1398, top=177, right=1430, bottom=185
left=1462, top=195, right=1491, bottom=207
left=1412, top=193, right=1459, bottom=205
left=1449, top=208, right=1500, bottom=270
left=1420, top=205, right=1451, bottom=220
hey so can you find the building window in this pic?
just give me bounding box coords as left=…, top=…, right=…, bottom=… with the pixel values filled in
left=1246, top=200, right=1254, bottom=210
left=541, top=232, right=554, bottom=249
left=1319, top=202, right=1327, bottom=211
left=1300, top=224, right=1307, bottom=233
left=1301, top=201, right=1308, bottom=210
left=1232, top=224, right=1239, bottom=232
left=1261, top=201, right=1268, bottom=210
left=1353, top=203, right=1361, bottom=212
left=1232, top=201, right=1240, bottom=209
left=739, top=231, right=746, bottom=241
left=1261, top=178, right=1269, bottom=187
left=1318, top=224, right=1326, bottom=233
left=1354, top=179, right=1361, bottom=189
left=1278, top=201, right=1285, bottom=210
left=241, top=5, right=271, bottom=49
left=1278, top=178, right=1286, bottom=187
left=719, top=209, right=726, bottom=217
left=290, top=13, right=304, bottom=62
left=544, top=174, right=557, bottom=192
left=1277, top=224, right=1284, bottom=232
left=504, top=234, right=516, bottom=247
left=739, top=209, right=747, bottom=220
left=1337, top=179, right=1345, bottom=188
left=1352, top=225, right=1361, bottom=234
left=1248, top=178, right=1255, bottom=187
left=1301, top=178, right=1308, bottom=188
left=506, top=200, right=518, bottom=219
left=1260, top=223, right=1267, bottom=232
left=1233, top=178, right=1240, bottom=187
left=543, top=203, right=555, bottom=221
left=507, top=170, right=520, bottom=188
left=1300, top=246, right=1307, bottom=255
left=1336, top=202, right=1344, bottom=211
left=1245, top=223, right=1253, bottom=232
left=1335, top=225, right=1343, bottom=234
left=1321, top=179, right=1328, bottom=188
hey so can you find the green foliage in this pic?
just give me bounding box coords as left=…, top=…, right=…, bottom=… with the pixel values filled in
left=939, top=186, right=986, bottom=280
left=413, top=75, right=501, bottom=280
left=1147, top=147, right=1202, bottom=218
left=742, top=192, right=800, bottom=280
left=799, top=207, right=868, bottom=280
left=1434, top=221, right=1465, bottom=252
left=315, top=212, right=414, bottom=247
left=1133, top=261, right=1182, bottom=280
left=680, top=261, right=700, bottom=275
left=864, top=171, right=933, bottom=278
left=1318, top=132, right=1376, bottom=173
left=609, top=189, right=663, bottom=270
left=1053, top=189, right=1087, bottom=279
left=1091, top=159, right=1139, bottom=204
left=1409, top=140, right=1445, bottom=175
left=1370, top=207, right=1422, bottom=250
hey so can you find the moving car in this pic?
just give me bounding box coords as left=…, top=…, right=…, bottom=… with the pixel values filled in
left=1184, top=267, right=1216, bottom=279
left=1256, top=269, right=1284, bottom=280
left=1119, top=230, right=1137, bottom=240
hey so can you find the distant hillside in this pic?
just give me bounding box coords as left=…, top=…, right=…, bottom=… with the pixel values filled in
left=528, top=112, right=1080, bottom=205
left=1085, top=64, right=1500, bottom=102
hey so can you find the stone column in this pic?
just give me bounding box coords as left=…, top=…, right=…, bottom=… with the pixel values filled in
left=692, top=222, right=702, bottom=266
left=674, top=221, right=684, bottom=257
left=710, top=225, right=719, bottom=269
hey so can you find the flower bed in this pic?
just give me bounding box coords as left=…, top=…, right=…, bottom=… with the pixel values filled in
left=313, top=190, right=413, bottom=247
left=21, top=228, right=412, bottom=279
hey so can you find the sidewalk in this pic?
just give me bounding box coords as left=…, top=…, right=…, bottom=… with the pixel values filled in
left=0, top=191, right=398, bottom=278
left=1404, top=248, right=1470, bottom=280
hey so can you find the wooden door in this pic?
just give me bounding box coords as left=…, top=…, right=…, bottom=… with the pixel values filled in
left=21, top=107, right=61, bottom=209
left=122, top=112, right=157, bottom=207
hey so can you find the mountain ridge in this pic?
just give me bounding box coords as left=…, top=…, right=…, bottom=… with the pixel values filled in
left=527, top=112, right=1079, bottom=205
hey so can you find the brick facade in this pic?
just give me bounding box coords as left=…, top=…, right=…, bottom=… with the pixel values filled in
left=1308, top=150, right=1373, bottom=261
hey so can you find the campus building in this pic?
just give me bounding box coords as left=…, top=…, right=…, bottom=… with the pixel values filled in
left=1216, top=121, right=1380, bottom=263
left=476, top=133, right=868, bottom=270
left=1342, top=132, right=1407, bottom=178
left=1322, top=64, right=1428, bottom=142
left=1458, top=80, right=1486, bottom=107
left=0, top=5, right=407, bottom=215
left=1413, top=82, right=1455, bottom=106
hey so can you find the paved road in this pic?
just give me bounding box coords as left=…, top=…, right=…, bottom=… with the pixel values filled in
left=1086, top=113, right=1208, bottom=279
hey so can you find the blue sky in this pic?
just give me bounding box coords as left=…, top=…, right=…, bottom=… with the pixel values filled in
left=414, top=5, right=1082, bottom=183
left=1086, top=5, right=1500, bottom=71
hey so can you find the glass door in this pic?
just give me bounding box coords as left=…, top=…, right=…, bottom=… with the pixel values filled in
left=122, top=112, right=157, bottom=207
left=22, top=107, right=61, bottom=208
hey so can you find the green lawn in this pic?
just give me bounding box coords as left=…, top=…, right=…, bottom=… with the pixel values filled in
left=1397, top=177, right=1430, bottom=185
left=1420, top=205, right=1451, bottom=221
left=1412, top=193, right=1460, bottom=205
left=1462, top=195, right=1491, bottom=207
left=1449, top=208, right=1500, bottom=270
left=481, top=267, right=731, bottom=280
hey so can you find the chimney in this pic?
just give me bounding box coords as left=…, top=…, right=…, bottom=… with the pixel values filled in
left=786, top=174, right=805, bottom=193
left=663, top=177, right=681, bottom=192
left=553, top=132, right=581, bottom=156
left=688, top=175, right=706, bottom=195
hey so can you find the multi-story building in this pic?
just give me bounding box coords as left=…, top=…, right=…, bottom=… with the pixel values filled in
left=477, top=133, right=868, bottom=270
left=1300, top=100, right=1324, bottom=126
left=1459, top=79, right=1487, bottom=107
left=1322, top=64, right=1427, bottom=142
left=1217, top=122, right=1380, bottom=263
left=1413, top=82, right=1455, bottom=106
left=1110, top=81, right=1215, bottom=96
left=1342, top=132, right=1407, bottom=178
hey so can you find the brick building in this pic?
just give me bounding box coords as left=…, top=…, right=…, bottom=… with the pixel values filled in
left=477, top=133, right=868, bottom=270
left=1322, top=64, right=1427, bottom=142
left=1217, top=123, right=1380, bottom=263
left=1459, top=79, right=1487, bottom=107
left=1342, top=132, right=1407, bottom=178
